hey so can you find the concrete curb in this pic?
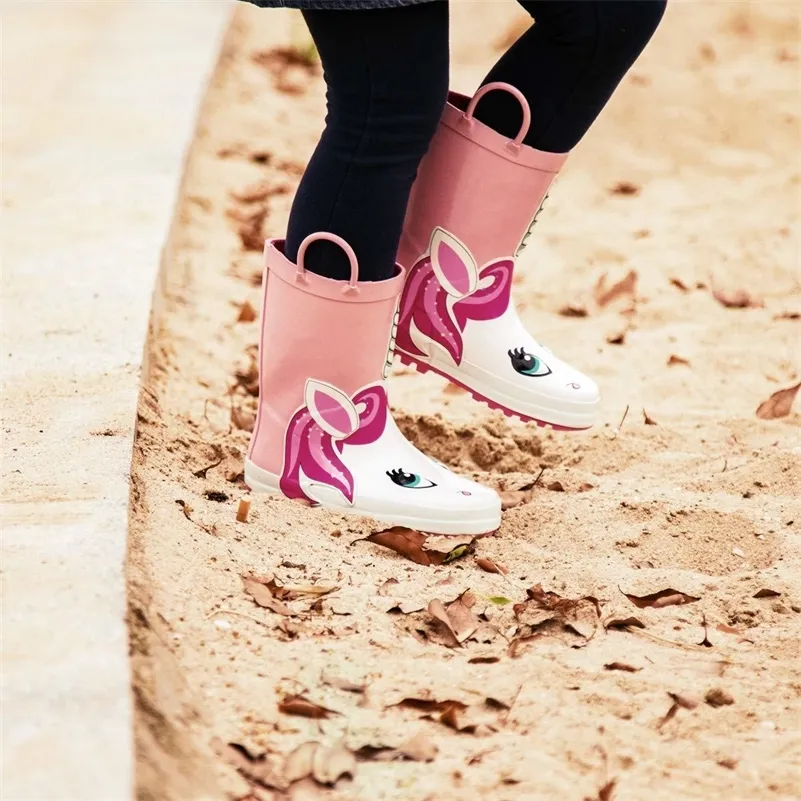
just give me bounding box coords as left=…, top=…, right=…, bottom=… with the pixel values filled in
left=1, top=3, right=232, bottom=798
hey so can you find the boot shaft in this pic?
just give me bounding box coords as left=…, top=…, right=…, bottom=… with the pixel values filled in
left=399, top=83, right=568, bottom=270
left=248, top=236, right=403, bottom=474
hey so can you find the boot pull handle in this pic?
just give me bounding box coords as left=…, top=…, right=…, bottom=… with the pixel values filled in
left=296, top=232, right=360, bottom=294
left=463, top=81, right=531, bottom=154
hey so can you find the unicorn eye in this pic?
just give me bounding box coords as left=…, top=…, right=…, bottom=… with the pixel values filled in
left=386, top=469, right=437, bottom=489
left=508, top=347, right=552, bottom=377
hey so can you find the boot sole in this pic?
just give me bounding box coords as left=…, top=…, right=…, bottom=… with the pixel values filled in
left=244, top=459, right=500, bottom=537
left=397, top=352, right=594, bottom=431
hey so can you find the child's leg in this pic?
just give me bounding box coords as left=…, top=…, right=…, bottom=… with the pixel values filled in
left=474, top=0, right=667, bottom=152
left=285, top=2, right=449, bottom=282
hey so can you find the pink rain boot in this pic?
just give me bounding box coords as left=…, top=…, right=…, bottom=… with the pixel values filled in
left=244, top=233, right=501, bottom=535
left=396, top=82, right=600, bottom=431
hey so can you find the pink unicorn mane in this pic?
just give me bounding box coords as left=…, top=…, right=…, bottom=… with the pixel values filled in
left=280, top=384, right=388, bottom=504
left=395, top=229, right=513, bottom=365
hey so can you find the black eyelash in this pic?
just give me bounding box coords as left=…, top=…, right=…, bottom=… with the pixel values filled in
left=386, top=468, right=409, bottom=479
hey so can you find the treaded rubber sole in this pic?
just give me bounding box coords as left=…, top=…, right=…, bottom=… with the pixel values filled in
left=397, top=352, right=591, bottom=431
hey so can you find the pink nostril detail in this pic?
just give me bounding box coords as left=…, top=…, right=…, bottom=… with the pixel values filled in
left=567, top=383, right=581, bottom=390
left=458, top=490, right=472, bottom=496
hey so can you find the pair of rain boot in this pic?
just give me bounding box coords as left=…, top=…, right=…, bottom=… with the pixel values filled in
left=244, top=83, right=599, bottom=535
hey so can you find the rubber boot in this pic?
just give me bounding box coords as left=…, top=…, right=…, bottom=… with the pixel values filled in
left=245, top=233, right=501, bottom=535
left=396, top=82, right=600, bottom=431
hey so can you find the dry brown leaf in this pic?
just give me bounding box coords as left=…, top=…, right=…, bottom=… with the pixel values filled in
left=585, top=778, right=619, bottom=801
left=558, top=304, right=589, bottom=318
left=242, top=576, right=292, bottom=616
left=399, top=698, right=474, bottom=733
left=756, top=382, right=801, bottom=420
left=605, top=328, right=628, bottom=345
left=712, top=286, right=762, bottom=309
left=468, top=655, right=501, bottom=664
left=604, top=615, right=646, bottom=630
left=604, top=662, right=641, bottom=673
left=475, top=557, right=508, bottom=575
left=236, top=300, right=257, bottom=323
left=705, top=688, right=735, bottom=708
left=774, top=310, right=800, bottom=320
left=594, top=269, right=638, bottom=307
left=499, top=489, right=533, bottom=510
left=236, top=498, right=251, bottom=523
left=428, top=591, right=479, bottom=646
left=753, top=588, right=782, bottom=598
left=277, top=694, right=336, bottom=719
left=512, top=585, right=601, bottom=647
left=363, top=527, right=474, bottom=566
left=320, top=671, right=366, bottom=694
left=230, top=182, right=290, bottom=204
left=670, top=691, right=700, bottom=710
left=214, top=739, right=287, bottom=791
left=227, top=207, right=268, bottom=252
left=642, top=409, right=658, bottom=426
left=669, top=277, right=690, bottom=292
left=623, top=588, right=699, bottom=608
left=667, top=354, right=691, bottom=366
left=610, top=181, right=640, bottom=196
left=578, top=482, right=595, bottom=492
left=231, top=404, right=256, bottom=432
left=546, top=481, right=566, bottom=492
left=377, top=578, right=400, bottom=596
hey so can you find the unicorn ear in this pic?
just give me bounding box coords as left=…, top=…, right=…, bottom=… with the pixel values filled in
left=305, top=380, right=359, bottom=439
left=430, top=227, right=479, bottom=298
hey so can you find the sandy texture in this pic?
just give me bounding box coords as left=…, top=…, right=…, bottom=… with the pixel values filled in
left=129, top=4, right=801, bottom=800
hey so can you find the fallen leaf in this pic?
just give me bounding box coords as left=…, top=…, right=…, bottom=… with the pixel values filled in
left=670, top=691, right=700, bottom=710
left=486, top=596, right=512, bottom=606
left=277, top=695, right=336, bottom=719
left=642, top=409, right=658, bottom=426
left=753, top=588, right=781, bottom=598
left=623, top=588, right=699, bottom=609
left=669, top=277, right=690, bottom=292
left=578, top=482, right=595, bottom=492
left=245, top=575, right=337, bottom=603
left=236, top=300, right=257, bottom=323
left=605, top=328, right=628, bottom=345
left=667, top=354, right=691, bottom=366
left=711, top=285, right=762, bottom=309
left=773, top=310, right=800, bottom=320
left=705, top=687, right=735, bottom=708
left=242, top=576, right=292, bottom=616
left=399, top=698, right=478, bottom=733
left=236, top=498, right=251, bottom=523
left=230, top=181, right=290, bottom=204
left=321, top=672, right=366, bottom=694
left=499, top=489, right=532, bottom=510
left=475, top=557, right=509, bottom=575
left=594, top=270, right=638, bottom=308
left=718, top=758, right=738, bottom=770
left=604, top=662, right=641, bottom=673
left=604, top=616, right=646, bottom=630
left=756, top=382, right=801, bottom=419
left=585, top=778, right=619, bottom=801
left=362, top=527, right=474, bottom=566
left=428, top=591, right=479, bottom=646
left=468, top=655, right=501, bottom=664
left=227, top=207, right=268, bottom=252
left=547, top=481, right=566, bottom=492
left=512, top=585, right=601, bottom=647
left=214, top=739, right=287, bottom=791
left=610, top=181, right=640, bottom=196
left=558, top=304, right=589, bottom=318
left=231, top=404, right=255, bottom=433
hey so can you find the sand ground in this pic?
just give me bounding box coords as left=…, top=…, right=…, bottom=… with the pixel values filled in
left=129, top=3, right=800, bottom=800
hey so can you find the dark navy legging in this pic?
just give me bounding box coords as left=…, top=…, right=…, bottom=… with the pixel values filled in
left=285, top=0, right=667, bottom=281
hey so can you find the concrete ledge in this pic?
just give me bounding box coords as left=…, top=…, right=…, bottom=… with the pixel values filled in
left=1, top=3, right=231, bottom=798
